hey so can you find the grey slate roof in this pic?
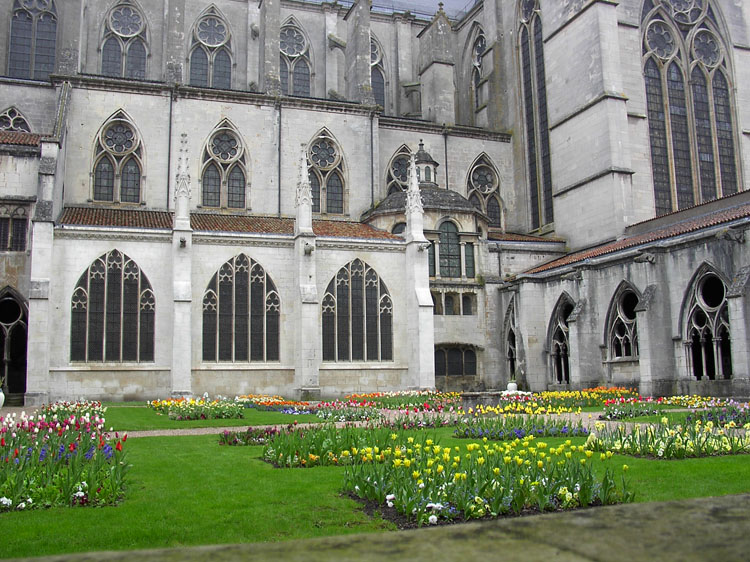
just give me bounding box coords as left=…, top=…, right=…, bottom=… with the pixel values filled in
left=363, top=186, right=479, bottom=219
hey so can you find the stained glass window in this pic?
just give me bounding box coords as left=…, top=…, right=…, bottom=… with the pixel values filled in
left=0, top=206, right=28, bottom=252
left=280, top=23, right=311, bottom=97
left=519, top=1, right=553, bottom=229
left=642, top=1, right=740, bottom=214
left=439, top=222, right=461, bottom=278
left=201, top=123, right=248, bottom=209
left=71, top=250, right=154, bottom=362
left=321, top=260, right=392, bottom=362
left=371, top=38, right=386, bottom=110
left=308, top=131, right=346, bottom=214
left=92, top=114, right=143, bottom=203
left=9, top=0, right=57, bottom=80
left=190, top=9, right=232, bottom=88
left=202, top=254, right=280, bottom=362
left=467, top=155, right=501, bottom=228
left=386, top=147, right=411, bottom=193
left=100, top=2, right=147, bottom=79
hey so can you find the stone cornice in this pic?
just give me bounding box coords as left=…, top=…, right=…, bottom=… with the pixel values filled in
left=379, top=117, right=511, bottom=142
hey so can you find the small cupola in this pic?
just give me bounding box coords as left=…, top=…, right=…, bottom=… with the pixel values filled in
left=415, top=139, right=439, bottom=187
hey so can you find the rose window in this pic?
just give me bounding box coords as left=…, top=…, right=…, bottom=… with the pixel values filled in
left=521, top=0, right=536, bottom=22
left=391, top=156, right=409, bottom=184
left=280, top=27, right=305, bottom=57
left=647, top=21, right=676, bottom=59
left=693, top=30, right=720, bottom=66
left=104, top=123, right=136, bottom=153
left=110, top=6, right=143, bottom=37
left=664, top=0, right=705, bottom=26
left=310, top=140, right=337, bottom=168
left=211, top=132, right=239, bottom=161
left=197, top=16, right=227, bottom=47
left=471, top=165, right=496, bottom=193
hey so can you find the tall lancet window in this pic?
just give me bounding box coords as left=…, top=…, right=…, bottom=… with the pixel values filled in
left=471, top=32, right=486, bottom=110
left=642, top=0, right=740, bottom=216
left=280, top=21, right=311, bottom=97
left=189, top=7, right=232, bottom=89
left=519, top=0, right=553, bottom=230
left=100, top=2, right=148, bottom=80
left=385, top=145, right=411, bottom=195
left=201, top=121, right=248, bottom=209
left=8, top=0, right=57, bottom=80
left=370, top=38, right=386, bottom=109
left=307, top=130, right=345, bottom=214
left=92, top=112, right=144, bottom=204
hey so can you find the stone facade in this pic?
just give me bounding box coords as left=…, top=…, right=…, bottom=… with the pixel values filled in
left=0, top=0, right=748, bottom=403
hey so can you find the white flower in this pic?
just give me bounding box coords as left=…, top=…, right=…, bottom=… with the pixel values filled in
left=428, top=515, right=438, bottom=525
left=386, top=494, right=395, bottom=501
left=16, top=502, right=26, bottom=510
left=387, top=501, right=394, bottom=508
left=0, top=497, right=12, bottom=507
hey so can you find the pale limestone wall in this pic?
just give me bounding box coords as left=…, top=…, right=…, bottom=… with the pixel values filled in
left=62, top=86, right=172, bottom=209
left=0, top=83, right=58, bottom=135
left=0, top=154, right=37, bottom=199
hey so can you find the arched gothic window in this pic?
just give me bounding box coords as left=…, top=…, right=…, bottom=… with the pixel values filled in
left=608, top=286, right=640, bottom=359
left=0, top=204, right=28, bottom=252
left=201, top=122, right=248, bottom=209
left=519, top=0, right=553, bottom=230
left=189, top=7, right=232, bottom=89
left=100, top=2, right=147, bottom=80
left=472, top=33, right=486, bottom=109
left=280, top=22, right=311, bottom=97
left=439, top=222, right=461, bottom=278
left=322, top=259, right=392, bottom=362
left=385, top=145, right=411, bottom=195
left=70, top=250, right=154, bottom=362
left=308, top=130, right=345, bottom=214
left=549, top=297, right=574, bottom=384
left=93, top=112, right=143, bottom=203
left=642, top=1, right=739, bottom=216
left=0, top=288, right=27, bottom=398
left=202, top=254, right=280, bottom=362
left=8, top=0, right=57, bottom=81
left=467, top=155, right=502, bottom=228
left=505, top=299, right=518, bottom=377
left=685, top=269, right=731, bottom=380
left=371, top=38, right=386, bottom=109
left=0, top=107, right=31, bottom=132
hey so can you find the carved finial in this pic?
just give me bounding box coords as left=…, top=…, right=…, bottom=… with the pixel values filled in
left=406, top=152, right=423, bottom=215
left=296, top=145, right=312, bottom=209
left=174, top=133, right=191, bottom=201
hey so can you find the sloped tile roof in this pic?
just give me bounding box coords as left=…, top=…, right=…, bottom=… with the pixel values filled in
left=59, top=207, right=173, bottom=229
left=59, top=207, right=400, bottom=240
left=526, top=202, right=750, bottom=274
left=0, top=131, right=42, bottom=146
left=488, top=232, right=564, bottom=243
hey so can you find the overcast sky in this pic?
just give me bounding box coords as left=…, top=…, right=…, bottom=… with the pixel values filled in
left=371, top=0, right=476, bottom=18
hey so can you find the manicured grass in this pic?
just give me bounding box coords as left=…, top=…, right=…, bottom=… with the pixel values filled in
left=626, top=411, right=690, bottom=424
left=2, top=425, right=749, bottom=558
left=103, top=406, right=320, bottom=431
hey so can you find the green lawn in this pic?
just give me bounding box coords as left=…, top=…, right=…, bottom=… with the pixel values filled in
left=2, top=420, right=749, bottom=558
left=103, top=406, right=320, bottom=431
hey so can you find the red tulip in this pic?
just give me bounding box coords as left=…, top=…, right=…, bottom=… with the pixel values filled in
left=115, top=441, right=123, bottom=452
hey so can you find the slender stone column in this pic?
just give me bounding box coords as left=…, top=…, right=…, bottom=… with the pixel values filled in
left=259, top=0, right=281, bottom=95
left=171, top=134, right=192, bottom=398
left=294, top=147, right=321, bottom=399
left=405, top=155, right=435, bottom=389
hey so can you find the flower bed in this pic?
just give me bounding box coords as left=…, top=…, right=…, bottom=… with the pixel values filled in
left=236, top=394, right=312, bottom=412
left=600, top=400, right=664, bottom=420
left=261, top=424, right=434, bottom=468
left=346, top=391, right=462, bottom=412
left=148, top=395, right=244, bottom=420
left=585, top=419, right=750, bottom=459
left=344, top=435, right=632, bottom=526
left=39, top=400, right=107, bottom=420
left=454, top=415, right=589, bottom=440
left=685, top=404, right=750, bottom=428
left=0, top=409, right=128, bottom=512
left=219, top=426, right=284, bottom=446
left=315, top=400, right=382, bottom=422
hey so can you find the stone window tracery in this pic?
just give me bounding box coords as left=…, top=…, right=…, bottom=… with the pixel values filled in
left=189, top=8, right=232, bottom=89
left=642, top=0, right=739, bottom=215
left=550, top=298, right=573, bottom=384
left=386, top=145, right=411, bottom=195
left=322, top=259, right=392, bottom=362
left=100, top=2, right=147, bottom=80
left=608, top=287, right=639, bottom=360
left=505, top=299, right=517, bottom=377
left=519, top=0, right=553, bottom=230
left=70, top=250, right=154, bottom=362
left=371, top=38, right=386, bottom=110
left=308, top=131, right=345, bottom=214
left=0, top=108, right=31, bottom=132
left=202, top=254, right=280, bottom=362
left=439, top=222, right=461, bottom=278
left=8, top=0, right=57, bottom=81
left=280, top=22, right=311, bottom=97
left=685, top=270, right=732, bottom=380
left=471, top=32, right=486, bottom=110
left=93, top=113, right=143, bottom=204
left=201, top=122, right=248, bottom=209
left=467, top=155, right=502, bottom=228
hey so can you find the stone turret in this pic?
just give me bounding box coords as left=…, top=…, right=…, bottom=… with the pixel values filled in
left=414, top=140, right=440, bottom=188
left=418, top=3, right=455, bottom=124
left=344, top=0, right=375, bottom=104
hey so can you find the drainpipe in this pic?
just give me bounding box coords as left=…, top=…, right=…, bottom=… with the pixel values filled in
left=442, top=127, right=449, bottom=190
left=277, top=100, right=282, bottom=216
left=370, top=111, right=375, bottom=206
left=166, top=87, right=174, bottom=209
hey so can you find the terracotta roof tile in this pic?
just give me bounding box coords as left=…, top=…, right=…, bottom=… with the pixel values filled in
left=0, top=131, right=42, bottom=146
left=59, top=207, right=173, bottom=229
left=488, top=232, right=564, bottom=243
left=59, top=208, right=400, bottom=240
left=526, top=202, right=750, bottom=274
